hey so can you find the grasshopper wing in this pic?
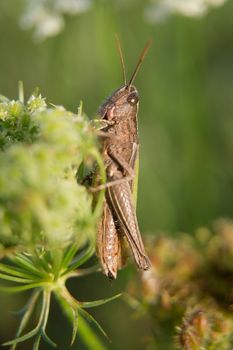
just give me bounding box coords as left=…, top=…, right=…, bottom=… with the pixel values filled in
left=107, top=175, right=151, bottom=271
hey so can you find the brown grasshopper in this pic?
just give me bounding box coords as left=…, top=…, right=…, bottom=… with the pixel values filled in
left=94, top=40, right=152, bottom=279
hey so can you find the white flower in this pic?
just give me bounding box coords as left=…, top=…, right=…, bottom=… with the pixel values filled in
left=145, top=0, right=228, bottom=23
left=55, top=0, right=92, bottom=14
left=20, top=0, right=92, bottom=41
left=20, top=1, right=64, bottom=41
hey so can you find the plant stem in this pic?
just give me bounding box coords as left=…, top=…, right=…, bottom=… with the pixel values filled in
left=54, top=290, right=108, bottom=350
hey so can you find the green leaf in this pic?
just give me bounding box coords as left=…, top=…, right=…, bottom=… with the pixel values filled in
left=0, top=272, right=37, bottom=284
left=41, top=331, right=57, bottom=348
left=78, top=315, right=108, bottom=350
left=10, top=291, right=40, bottom=350
left=5, top=290, right=53, bottom=349
left=3, top=327, right=39, bottom=346
left=78, top=308, right=109, bottom=341
left=0, top=282, right=45, bottom=293
left=0, top=263, right=38, bottom=279
left=66, top=264, right=100, bottom=279
left=62, top=244, right=95, bottom=275
left=31, top=251, right=53, bottom=274
left=79, top=293, right=122, bottom=309
left=12, top=255, right=47, bottom=278
left=61, top=244, right=79, bottom=271
left=71, top=309, right=79, bottom=346
left=49, top=249, right=64, bottom=280
left=54, top=291, right=108, bottom=350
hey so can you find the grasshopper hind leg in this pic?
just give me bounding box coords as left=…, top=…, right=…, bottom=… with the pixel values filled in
left=107, top=171, right=151, bottom=272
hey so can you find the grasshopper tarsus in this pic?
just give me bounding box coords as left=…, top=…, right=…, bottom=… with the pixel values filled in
left=136, top=253, right=151, bottom=271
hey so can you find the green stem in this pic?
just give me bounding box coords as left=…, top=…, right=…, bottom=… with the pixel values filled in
left=10, top=290, right=41, bottom=350
left=18, top=81, right=24, bottom=104
left=78, top=316, right=108, bottom=350
left=3, top=289, right=50, bottom=347
left=41, top=290, right=51, bottom=330
left=54, top=289, right=107, bottom=350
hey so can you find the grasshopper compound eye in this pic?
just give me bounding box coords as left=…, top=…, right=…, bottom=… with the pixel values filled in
left=127, top=92, right=139, bottom=105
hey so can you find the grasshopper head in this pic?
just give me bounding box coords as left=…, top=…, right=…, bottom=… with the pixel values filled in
left=99, top=39, right=151, bottom=122
left=99, top=85, right=139, bottom=122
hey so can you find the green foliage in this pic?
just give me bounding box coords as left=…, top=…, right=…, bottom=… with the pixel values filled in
left=127, top=220, right=233, bottom=350
left=0, top=84, right=115, bottom=350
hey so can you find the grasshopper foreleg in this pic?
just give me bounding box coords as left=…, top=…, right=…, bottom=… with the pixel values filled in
left=90, top=142, right=138, bottom=192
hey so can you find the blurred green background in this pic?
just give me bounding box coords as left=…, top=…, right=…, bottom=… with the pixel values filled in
left=0, top=0, right=233, bottom=349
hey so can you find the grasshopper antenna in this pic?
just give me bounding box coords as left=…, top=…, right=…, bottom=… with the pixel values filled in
left=127, top=38, right=152, bottom=88
left=115, top=34, right=127, bottom=86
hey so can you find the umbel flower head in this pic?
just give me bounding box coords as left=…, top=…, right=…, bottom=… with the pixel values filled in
left=0, top=89, right=97, bottom=251
left=0, top=84, right=117, bottom=350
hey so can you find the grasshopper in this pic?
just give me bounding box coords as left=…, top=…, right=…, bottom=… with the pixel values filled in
left=94, top=39, right=151, bottom=279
